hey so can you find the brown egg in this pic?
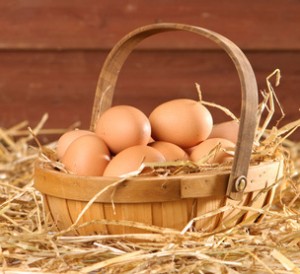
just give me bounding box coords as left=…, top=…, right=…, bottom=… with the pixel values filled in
left=190, top=138, right=235, bottom=164
left=209, top=120, right=239, bottom=144
left=184, top=146, right=196, bottom=155
left=95, top=105, right=151, bottom=154
left=148, top=136, right=155, bottom=144
left=103, top=145, right=165, bottom=177
left=62, top=135, right=110, bottom=176
left=149, top=141, right=189, bottom=161
left=56, top=129, right=95, bottom=159
left=149, top=99, right=213, bottom=148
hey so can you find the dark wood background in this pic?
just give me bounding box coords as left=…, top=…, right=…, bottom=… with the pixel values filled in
left=1, top=0, right=299, bottom=142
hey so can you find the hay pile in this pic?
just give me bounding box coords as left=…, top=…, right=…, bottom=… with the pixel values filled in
left=1, top=71, right=300, bottom=273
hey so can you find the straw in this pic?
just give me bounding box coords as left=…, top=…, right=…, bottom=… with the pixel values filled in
left=0, top=70, right=299, bottom=273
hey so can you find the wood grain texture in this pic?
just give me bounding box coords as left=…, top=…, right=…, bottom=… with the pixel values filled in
left=0, top=0, right=299, bottom=50
left=67, top=200, right=108, bottom=235
left=34, top=160, right=283, bottom=202
left=1, top=50, right=299, bottom=141
left=195, top=196, right=224, bottom=231
left=35, top=159, right=280, bottom=234
left=45, top=195, right=75, bottom=235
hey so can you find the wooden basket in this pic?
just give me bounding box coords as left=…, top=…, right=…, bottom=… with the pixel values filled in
left=34, top=23, right=283, bottom=235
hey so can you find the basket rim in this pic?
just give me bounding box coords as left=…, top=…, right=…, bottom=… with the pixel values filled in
left=34, top=160, right=283, bottom=203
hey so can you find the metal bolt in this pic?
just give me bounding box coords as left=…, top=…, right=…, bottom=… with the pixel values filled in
left=235, top=176, right=247, bottom=192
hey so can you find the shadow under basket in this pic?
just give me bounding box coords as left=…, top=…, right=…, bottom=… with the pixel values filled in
left=34, top=23, right=284, bottom=235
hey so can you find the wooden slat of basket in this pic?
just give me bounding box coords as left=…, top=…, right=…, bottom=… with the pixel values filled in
left=45, top=195, right=74, bottom=235
left=103, top=203, right=153, bottom=234
left=43, top=194, right=56, bottom=229
left=242, top=191, right=269, bottom=223
left=241, top=186, right=277, bottom=225
left=160, top=200, right=190, bottom=230
left=67, top=200, right=108, bottom=235
left=221, top=195, right=251, bottom=227
left=219, top=186, right=277, bottom=229
left=151, top=203, right=163, bottom=228
left=195, top=196, right=224, bottom=231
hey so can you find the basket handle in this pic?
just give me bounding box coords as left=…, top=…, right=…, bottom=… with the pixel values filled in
left=90, top=23, right=258, bottom=201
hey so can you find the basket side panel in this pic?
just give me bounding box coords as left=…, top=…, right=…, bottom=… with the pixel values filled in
left=67, top=200, right=108, bottom=235
left=256, top=187, right=276, bottom=222
left=103, top=203, right=153, bottom=234
left=151, top=199, right=196, bottom=230
left=263, top=187, right=276, bottom=208
left=46, top=195, right=76, bottom=235
left=218, top=194, right=251, bottom=229
left=151, top=202, right=163, bottom=227
left=195, top=196, right=225, bottom=232
left=157, top=200, right=192, bottom=230
left=43, top=194, right=57, bottom=231
left=242, top=190, right=268, bottom=224
left=244, top=187, right=276, bottom=224
left=219, top=161, right=282, bottom=228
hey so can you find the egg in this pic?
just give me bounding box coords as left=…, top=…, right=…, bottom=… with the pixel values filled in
left=149, top=99, right=213, bottom=148
left=190, top=138, right=235, bottom=164
left=209, top=120, right=239, bottom=144
left=56, top=129, right=95, bottom=159
left=62, top=135, right=110, bottom=176
left=103, top=145, right=165, bottom=177
left=149, top=141, right=189, bottom=161
left=95, top=105, right=151, bottom=154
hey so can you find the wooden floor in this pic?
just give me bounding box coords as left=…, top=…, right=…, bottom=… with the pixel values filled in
left=1, top=1, right=299, bottom=141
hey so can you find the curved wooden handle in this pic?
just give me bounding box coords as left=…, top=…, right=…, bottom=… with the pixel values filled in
left=90, top=23, right=258, bottom=200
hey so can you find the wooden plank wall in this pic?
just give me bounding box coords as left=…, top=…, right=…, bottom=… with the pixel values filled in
left=1, top=0, right=299, bottom=141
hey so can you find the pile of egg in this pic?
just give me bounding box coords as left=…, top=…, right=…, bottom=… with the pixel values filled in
left=56, top=99, right=239, bottom=177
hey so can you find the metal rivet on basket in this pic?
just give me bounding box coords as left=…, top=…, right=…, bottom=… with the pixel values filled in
left=235, top=176, right=247, bottom=192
